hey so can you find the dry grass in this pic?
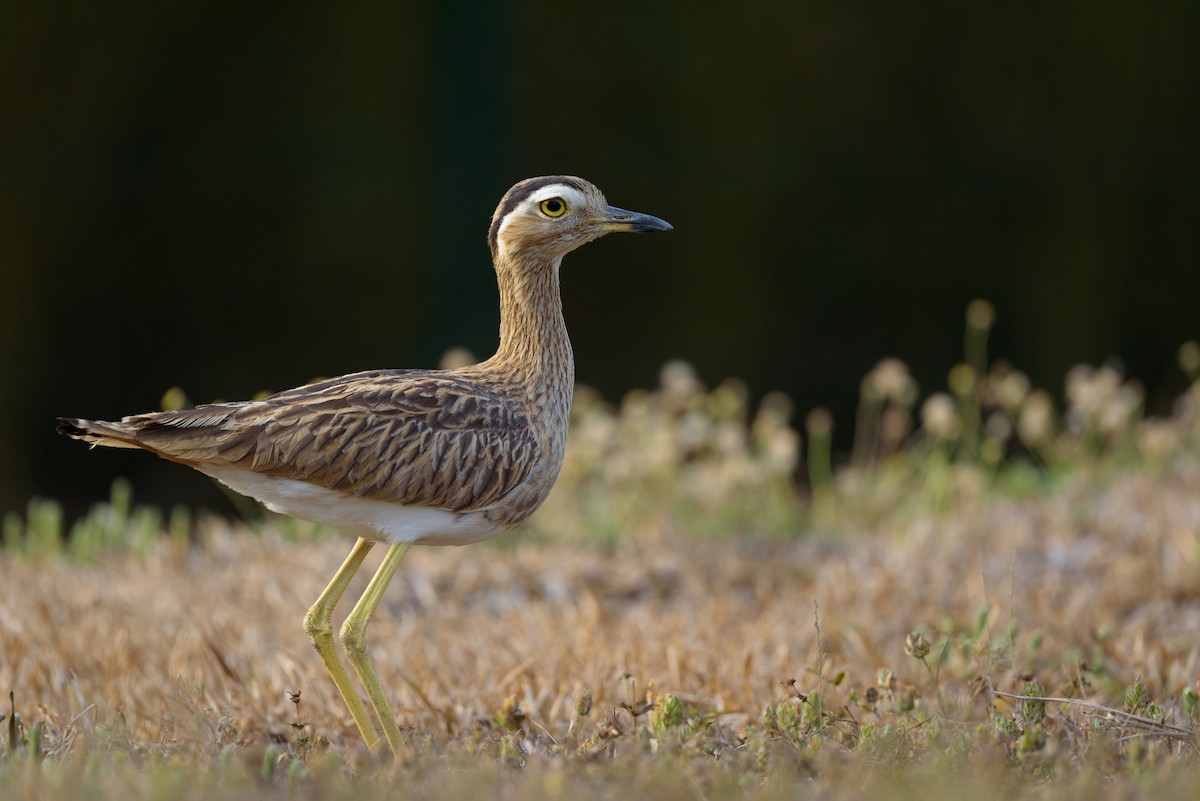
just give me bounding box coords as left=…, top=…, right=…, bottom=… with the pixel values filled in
left=3, top=455, right=1199, bottom=799
left=3, top=317, right=1200, bottom=799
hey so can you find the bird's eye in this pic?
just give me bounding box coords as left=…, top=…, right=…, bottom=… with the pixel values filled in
left=539, top=198, right=568, bottom=218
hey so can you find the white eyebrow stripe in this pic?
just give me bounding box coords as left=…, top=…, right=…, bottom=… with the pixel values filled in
left=526, top=184, right=588, bottom=209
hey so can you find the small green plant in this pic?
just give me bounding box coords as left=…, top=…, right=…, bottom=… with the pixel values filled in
left=1124, top=675, right=1150, bottom=716
left=1122, top=675, right=1162, bottom=719
left=650, top=693, right=685, bottom=739
left=260, top=744, right=284, bottom=781
left=1020, top=681, right=1046, bottom=724
left=1182, top=686, right=1198, bottom=719
left=495, top=697, right=526, bottom=732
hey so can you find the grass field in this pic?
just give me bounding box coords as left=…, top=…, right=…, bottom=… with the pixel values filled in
left=3, top=323, right=1200, bottom=799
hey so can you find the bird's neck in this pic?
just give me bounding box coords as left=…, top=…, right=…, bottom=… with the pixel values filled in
left=489, top=252, right=575, bottom=396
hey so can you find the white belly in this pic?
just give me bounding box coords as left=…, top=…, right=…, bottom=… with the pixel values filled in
left=198, top=465, right=507, bottom=546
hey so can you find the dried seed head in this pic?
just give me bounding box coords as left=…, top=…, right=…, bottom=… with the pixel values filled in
left=660, top=360, right=703, bottom=412
left=966, top=298, right=995, bottom=331
left=438, top=347, right=477, bottom=371
left=1179, top=341, right=1200, bottom=377
left=866, top=358, right=919, bottom=406
left=757, top=390, right=793, bottom=423
left=806, top=407, right=834, bottom=437
left=1097, top=381, right=1143, bottom=435
left=921, top=394, right=960, bottom=440
left=995, top=369, right=1031, bottom=410
left=948, top=363, right=976, bottom=398
left=709, top=379, right=749, bottom=420
left=1066, top=363, right=1124, bottom=422
left=575, top=689, right=594, bottom=718
left=905, top=631, right=931, bottom=660
left=984, top=411, right=1013, bottom=442
left=1018, top=390, right=1056, bottom=445
left=762, top=427, right=801, bottom=473
left=160, top=386, right=189, bottom=411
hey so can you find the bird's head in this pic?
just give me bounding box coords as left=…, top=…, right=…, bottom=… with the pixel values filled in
left=488, top=176, right=672, bottom=262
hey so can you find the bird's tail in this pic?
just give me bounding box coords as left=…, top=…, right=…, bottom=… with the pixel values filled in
left=56, top=417, right=146, bottom=450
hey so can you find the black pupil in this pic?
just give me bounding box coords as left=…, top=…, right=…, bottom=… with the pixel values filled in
left=545, top=199, right=562, bottom=213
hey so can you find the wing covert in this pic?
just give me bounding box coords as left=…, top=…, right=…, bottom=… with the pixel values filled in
left=131, top=370, right=540, bottom=512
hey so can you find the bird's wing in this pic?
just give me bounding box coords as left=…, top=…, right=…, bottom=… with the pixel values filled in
left=127, top=369, right=540, bottom=512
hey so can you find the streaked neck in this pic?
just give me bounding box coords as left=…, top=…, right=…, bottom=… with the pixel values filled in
left=489, top=252, right=575, bottom=389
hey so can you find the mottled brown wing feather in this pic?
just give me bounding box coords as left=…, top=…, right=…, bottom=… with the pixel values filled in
left=129, top=370, right=539, bottom=512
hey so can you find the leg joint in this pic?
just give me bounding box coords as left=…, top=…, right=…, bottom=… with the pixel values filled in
left=303, top=607, right=333, bottom=641
left=340, top=617, right=368, bottom=659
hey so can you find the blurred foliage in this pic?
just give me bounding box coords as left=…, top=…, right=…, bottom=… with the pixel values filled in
left=532, top=301, right=1200, bottom=542
left=7, top=300, right=1200, bottom=550
left=4, top=2, right=1200, bottom=516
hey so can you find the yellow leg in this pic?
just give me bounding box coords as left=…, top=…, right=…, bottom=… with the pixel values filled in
left=340, top=541, right=411, bottom=757
left=302, top=537, right=382, bottom=750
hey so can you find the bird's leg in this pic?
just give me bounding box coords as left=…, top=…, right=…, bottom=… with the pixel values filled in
left=302, top=537, right=382, bottom=750
left=340, top=541, right=411, bottom=757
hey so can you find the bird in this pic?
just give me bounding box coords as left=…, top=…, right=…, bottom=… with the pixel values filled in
left=56, top=176, right=672, bottom=757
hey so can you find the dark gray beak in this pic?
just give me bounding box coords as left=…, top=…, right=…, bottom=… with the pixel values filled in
left=600, top=205, right=674, bottom=233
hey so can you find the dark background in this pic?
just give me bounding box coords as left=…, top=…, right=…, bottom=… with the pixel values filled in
left=3, top=2, right=1198, bottom=518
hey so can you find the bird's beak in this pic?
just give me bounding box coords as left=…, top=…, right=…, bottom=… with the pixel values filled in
left=599, top=205, right=673, bottom=233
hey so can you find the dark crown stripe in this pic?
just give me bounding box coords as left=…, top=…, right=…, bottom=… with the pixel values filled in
left=487, top=176, right=587, bottom=255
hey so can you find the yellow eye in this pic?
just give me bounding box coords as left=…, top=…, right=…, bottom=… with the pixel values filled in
left=539, top=197, right=568, bottom=218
